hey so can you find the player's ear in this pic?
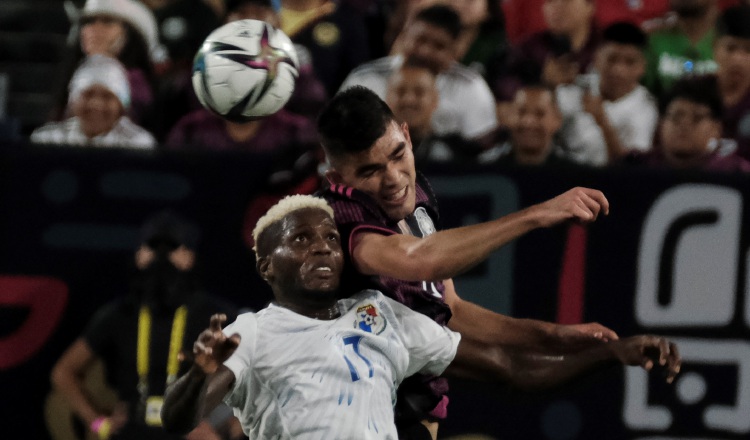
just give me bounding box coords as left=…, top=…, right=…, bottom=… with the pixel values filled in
left=325, top=168, right=343, bottom=185
left=400, top=122, right=412, bottom=149
left=256, top=257, right=273, bottom=282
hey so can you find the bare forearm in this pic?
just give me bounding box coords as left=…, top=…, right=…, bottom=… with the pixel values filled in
left=162, top=367, right=209, bottom=435
left=448, top=339, right=617, bottom=389
left=447, top=298, right=556, bottom=349
left=51, top=369, right=100, bottom=425
left=509, top=345, right=617, bottom=389
left=391, top=207, right=543, bottom=281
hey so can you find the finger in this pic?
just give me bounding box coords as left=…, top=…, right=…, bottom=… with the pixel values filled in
left=226, top=333, right=241, bottom=349
left=666, top=342, right=681, bottom=383
left=598, top=326, right=619, bottom=341
left=209, top=314, right=227, bottom=332
left=198, top=329, right=215, bottom=344
left=579, top=194, right=602, bottom=220
left=658, top=338, right=670, bottom=366
left=583, top=188, right=609, bottom=216
left=572, top=202, right=595, bottom=222
left=194, top=340, right=212, bottom=356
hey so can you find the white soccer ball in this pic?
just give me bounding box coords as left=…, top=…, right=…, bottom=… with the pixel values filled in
left=192, top=19, right=299, bottom=121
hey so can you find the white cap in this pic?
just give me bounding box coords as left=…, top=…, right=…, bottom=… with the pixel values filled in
left=69, top=54, right=131, bottom=109
left=81, top=0, right=168, bottom=63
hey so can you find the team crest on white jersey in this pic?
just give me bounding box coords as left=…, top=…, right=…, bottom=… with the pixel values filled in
left=354, top=304, right=387, bottom=334
left=414, top=207, right=436, bottom=236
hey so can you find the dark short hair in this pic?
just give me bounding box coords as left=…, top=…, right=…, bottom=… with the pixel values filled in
left=317, top=86, right=396, bottom=160
left=660, top=76, right=723, bottom=120
left=413, top=4, right=462, bottom=40
left=601, top=21, right=647, bottom=49
left=716, top=5, right=750, bottom=40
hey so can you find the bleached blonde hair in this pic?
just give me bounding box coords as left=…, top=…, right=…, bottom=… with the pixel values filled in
left=252, top=194, right=335, bottom=253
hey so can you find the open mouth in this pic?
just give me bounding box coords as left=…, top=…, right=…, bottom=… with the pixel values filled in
left=382, top=186, right=407, bottom=205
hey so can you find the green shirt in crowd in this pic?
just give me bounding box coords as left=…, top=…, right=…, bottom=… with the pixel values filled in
left=644, top=26, right=717, bottom=98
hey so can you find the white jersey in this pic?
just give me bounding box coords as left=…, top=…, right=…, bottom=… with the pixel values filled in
left=222, top=290, right=460, bottom=440
left=556, top=80, right=658, bottom=166
left=30, top=116, right=156, bottom=150
left=339, top=55, right=498, bottom=139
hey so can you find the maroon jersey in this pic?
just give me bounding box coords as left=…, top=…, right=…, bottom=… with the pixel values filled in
left=321, top=173, right=452, bottom=326
left=320, top=173, right=452, bottom=422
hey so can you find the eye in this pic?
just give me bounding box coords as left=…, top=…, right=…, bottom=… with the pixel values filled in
left=294, top=234, right=307, bottom=243
left=360, top=169, right=376, bottom=178
left=327, top=232, right=340, bottom=242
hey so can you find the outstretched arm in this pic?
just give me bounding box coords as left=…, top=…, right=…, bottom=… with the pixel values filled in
left=445, top=332, right=681, bottom=389
left=352, top=187, right=609, bottom=282
left=162, top=314, right=240, bottom=435
left=443, top=280, right=618, bottom=352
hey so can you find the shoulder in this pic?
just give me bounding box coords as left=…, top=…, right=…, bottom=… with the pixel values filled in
left=443, top=62, right=486, bottom=83
left=114, top=118, right=156, bottom=147
left=30, top=119, right=75, bottom=142
left=320, top=183, right=389, bottom=226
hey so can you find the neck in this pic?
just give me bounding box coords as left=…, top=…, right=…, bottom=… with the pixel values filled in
left=282, top=301, right=340, bottom=320
left=567, top=24, right=591, bottom=52
left=514, top=144, right=552, bottom=165
left=601, top=83, right=636, bottom=102
left=274, top=290, right=341, bottom=320
left=678, top=8, right=717, bottom=44
left=225, top=120, right=261, bottom=142
left=663, top=149, right=706, bottom=169
left=80, top=120, right=116, bottom=139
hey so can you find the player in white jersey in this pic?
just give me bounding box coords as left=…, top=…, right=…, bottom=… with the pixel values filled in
left=161, top=195, right=681, bottom=439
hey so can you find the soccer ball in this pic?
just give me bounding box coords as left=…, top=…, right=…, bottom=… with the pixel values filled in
left=192, top=19, right=299, bottom=121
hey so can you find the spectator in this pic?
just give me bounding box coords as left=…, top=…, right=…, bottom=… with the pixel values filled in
left=31, top=55, right=156, bottom=149
left=556, top=22, right=658, bottom=166
left=341, top=4, right=498, bottom=145
left=713, top=5, right=750, bottom=159
left=503, top=0, right=739, bottom=44
left=279, top=0, right=371, bottom=95
left=52, top=0, right=165, bottom=129
left=492, top=0, right=600, bottom=104
left=146, top=0, right=224, bottom=142
left=385, top=60, right=484, bottom=164
left=624, top=76, right=750, bottom=170
left=479, top=85, right=574, bottom=166
left=50, top=210, right=240, bottom=440
left=164, top=106, right=317, bottom=154
left=644, top=0, right=720, bottom=98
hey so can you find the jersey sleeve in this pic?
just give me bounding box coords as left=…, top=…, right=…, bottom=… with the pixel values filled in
left=382, top=296, right=460, bottom=378
left=222, top=313, right=258, bottom=399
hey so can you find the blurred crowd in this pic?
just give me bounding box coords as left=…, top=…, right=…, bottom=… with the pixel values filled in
left=2, top=0, right=748, bottom=175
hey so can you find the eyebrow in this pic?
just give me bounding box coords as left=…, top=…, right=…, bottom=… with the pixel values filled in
left=354, top=142, right=406, bottom=176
